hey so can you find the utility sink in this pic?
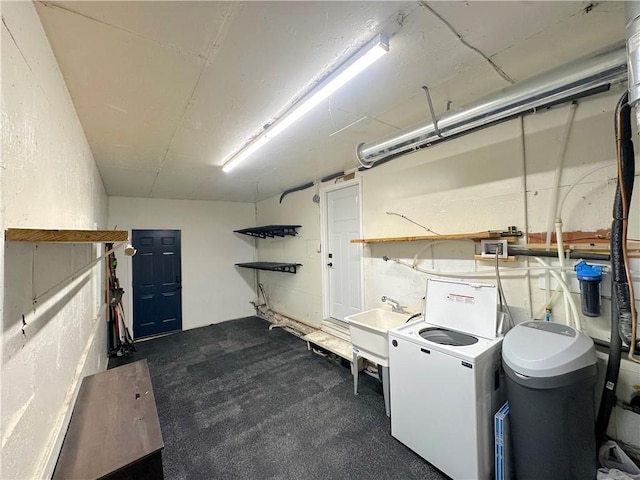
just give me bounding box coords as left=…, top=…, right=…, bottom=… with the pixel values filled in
left=346, top=308, right=411, bottom=366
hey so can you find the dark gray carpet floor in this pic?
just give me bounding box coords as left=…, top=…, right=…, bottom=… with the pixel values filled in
left=109, top=316, right=448, bottom=480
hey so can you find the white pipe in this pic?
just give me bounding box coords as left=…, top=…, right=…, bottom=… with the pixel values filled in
left=544, top=104, right=577, bottom=311
left=387, top=257, right=572, bottom=277
left=411, top=240, right=474, bottom=267
left=533, top=289, right=561, bottom=320
left=520, top=116, right=534, bottom=320
left=555, top=220, right=573, bottom=328
left=533, top=257, right=582, bottom=331
left=557, top=162, right=615, bottom=220
left=546, top=103, right=578, bottom=249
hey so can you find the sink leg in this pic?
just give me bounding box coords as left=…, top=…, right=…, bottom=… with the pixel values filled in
left=353, top=352, right=359, bottom=396
left=381, top=366, right=390, bottom=417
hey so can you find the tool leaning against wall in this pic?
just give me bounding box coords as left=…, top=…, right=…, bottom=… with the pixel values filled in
left=106, top=243, right=136, bottom=357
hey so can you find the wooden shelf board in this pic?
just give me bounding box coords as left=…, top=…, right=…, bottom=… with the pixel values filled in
left=474, top=255, right=517, bottom=262
left=527, top=229, right=611, bottom=244
left=5, top=228, right=128, bottom=243
left=352, top=230, right=507, bottom=244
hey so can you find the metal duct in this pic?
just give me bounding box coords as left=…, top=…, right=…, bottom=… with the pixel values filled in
left=357, top=46, right=627, bottom=166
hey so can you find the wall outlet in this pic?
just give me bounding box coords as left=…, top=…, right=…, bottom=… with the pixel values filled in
left=480, top=239, right=508, bottom=259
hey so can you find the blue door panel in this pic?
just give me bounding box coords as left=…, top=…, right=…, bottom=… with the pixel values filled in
left=132, top=230, right=182, bottom=338
left=162, top=252, right=176, bottom=285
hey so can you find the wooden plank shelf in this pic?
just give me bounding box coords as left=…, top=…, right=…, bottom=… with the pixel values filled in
left=5, top=228, right=128, bottom=243
left=352, top=230, right=521, bottom=244
left=234, top=225, right=301, bottom=239
left=235, top=261, right=302, bottom=274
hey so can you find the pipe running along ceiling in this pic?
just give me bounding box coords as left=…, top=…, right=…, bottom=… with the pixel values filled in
left=356, top=46, right=628, bottom=167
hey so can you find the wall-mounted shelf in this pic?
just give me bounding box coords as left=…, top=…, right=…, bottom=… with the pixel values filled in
left=234, top=225, right=301, bottom=239
left=235, top=262, right=302, bottom=274
left=352, top=229, right=521, bottom=244
left=5, top=228, right=128, bottom=243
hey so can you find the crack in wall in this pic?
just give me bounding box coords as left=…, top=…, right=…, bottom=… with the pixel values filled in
left=37, top=1, right=208, bottom=60
left=148, top=3, right=237, bottom=196
left=418, top=1, right=515, bottom=86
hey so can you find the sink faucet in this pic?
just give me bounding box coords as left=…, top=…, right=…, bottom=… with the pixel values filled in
left=381, top=295, right=406, bottom=314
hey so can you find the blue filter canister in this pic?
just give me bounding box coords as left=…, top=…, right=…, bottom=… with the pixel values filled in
left=575, top=260, right=604, bottom=317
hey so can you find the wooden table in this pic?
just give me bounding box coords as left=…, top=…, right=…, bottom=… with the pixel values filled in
left=53, top=360, right=164, bottom=480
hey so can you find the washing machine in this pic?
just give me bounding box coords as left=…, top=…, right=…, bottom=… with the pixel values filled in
left=388, top=279, right=504, bottom=480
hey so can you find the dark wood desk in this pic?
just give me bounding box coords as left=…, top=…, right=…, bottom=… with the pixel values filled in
left=53, top=360, right=164, bottom=480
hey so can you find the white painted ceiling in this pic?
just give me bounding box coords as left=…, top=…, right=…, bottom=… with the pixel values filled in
left=34, top=1, right=626, bottom=203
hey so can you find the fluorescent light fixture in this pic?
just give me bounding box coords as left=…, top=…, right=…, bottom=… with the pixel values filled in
left=222, top=34, right=389, bottom=173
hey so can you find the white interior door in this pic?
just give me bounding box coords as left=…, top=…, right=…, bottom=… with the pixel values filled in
left=326, top=183, right=362, bottom=321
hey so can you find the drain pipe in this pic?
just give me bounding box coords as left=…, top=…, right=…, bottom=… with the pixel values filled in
left=357, top=46, right=626, bottom=166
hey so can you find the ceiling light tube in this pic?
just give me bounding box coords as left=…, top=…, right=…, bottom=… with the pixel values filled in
left=222, top=34, right=389, bottom=173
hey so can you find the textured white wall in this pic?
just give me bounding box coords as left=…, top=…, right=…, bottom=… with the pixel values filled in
left=255, top=191, right=323, bottom=327
left=1, top=2, right=108, bottom=478
left=108, top=197, right=257, bottom=331
left=256, top=87, right=640, bottom=450
left=361, top=89, right=639, bottom=336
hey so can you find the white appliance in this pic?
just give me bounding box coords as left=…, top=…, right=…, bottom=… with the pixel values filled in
left=388, top=279, right=504, bottom=480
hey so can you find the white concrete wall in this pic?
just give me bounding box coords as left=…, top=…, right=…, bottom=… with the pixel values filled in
left=1, top=3, right=109, bottom=478
left=108, top=197, right=256, bottom=331
left=255, top=191, right=323, bottom=327
left=256, top=87, right=640, bottom=451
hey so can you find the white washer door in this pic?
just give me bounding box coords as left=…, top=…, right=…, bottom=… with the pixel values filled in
left=390, top=336, right=484, bottom=479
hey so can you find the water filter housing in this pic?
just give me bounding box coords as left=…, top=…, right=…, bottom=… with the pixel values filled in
left=575, top=260, right=603, bottom=317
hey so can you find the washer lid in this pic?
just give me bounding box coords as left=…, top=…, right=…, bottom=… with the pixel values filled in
left=502, top=321, right=596, bottom=377
left=424, top=279, right=498, bottom=339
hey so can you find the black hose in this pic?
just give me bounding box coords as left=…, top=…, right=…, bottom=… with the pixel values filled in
left=595, top=91, right=635, bottom=449
left=595, top=283, right=622, bottom=447
left=593, top=337, right=630, bottom=354
left=279, top=181, right=314, bottom=203
left=611, top=92, right=635, bottom=348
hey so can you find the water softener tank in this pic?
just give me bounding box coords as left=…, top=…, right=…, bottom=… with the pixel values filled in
left=502, top=321, right=598, bottom=480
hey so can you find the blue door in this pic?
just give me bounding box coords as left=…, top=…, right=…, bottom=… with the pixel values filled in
left=132, top=230, right=182, bottom=338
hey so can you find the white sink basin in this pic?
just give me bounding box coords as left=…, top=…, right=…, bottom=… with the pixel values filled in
left=346, top=308, right=410, bottom=366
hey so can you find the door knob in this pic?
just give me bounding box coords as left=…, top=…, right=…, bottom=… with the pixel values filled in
left=327, top=262, right=333, bottom=267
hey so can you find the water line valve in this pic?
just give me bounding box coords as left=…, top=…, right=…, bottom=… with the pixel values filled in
left=575, top=260, right=604, bottom=317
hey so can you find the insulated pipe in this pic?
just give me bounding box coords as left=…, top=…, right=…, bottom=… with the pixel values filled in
left=596, top=281, right=623, bottom=448
left=611, top=93, right=637, bottom=352
left=357, top=46, right=626, bottom=166
left=596, top=91, right=636, bottom=450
